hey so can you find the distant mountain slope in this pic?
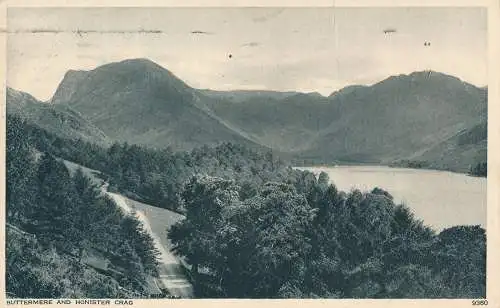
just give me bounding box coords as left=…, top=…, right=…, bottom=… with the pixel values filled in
left=205, top=71, right=487, bottom=167
left=199, top=89, right=306, bottom=103
left=299, top=72, right=487, bottom=164
left=50, top=58, right=263, bottom=151
left=410, top=110, right=487, bottom=173
left=7, top=87, right=111, bottom=146
left=46, top=58, right=486, bottom=173
left=205, top=92, right=336, bottom=152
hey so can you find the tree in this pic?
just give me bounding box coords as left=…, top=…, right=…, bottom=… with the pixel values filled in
left=121, top=214, right=160, bottom=276
left=382, top=264, right=451, bottom=298
left=73, top=168, right=100, bottom=204
left=8, top=114, right=487, bottom=299
left=115, top=240, right=145, bottom=287
left=470, top=162, right=487, bottom=177
left=30, top=153, right=78, bottom=245
left=188, top=181, right=316, bottom=298
left=432, top=225, right=486, bottom=298
left=238, top=180, right=258, bottom=200
left=6, top=116, right=38, bottom=225
left=5, top=117, right=163, bottom=298
left=169, top=176, right=241, bottom=278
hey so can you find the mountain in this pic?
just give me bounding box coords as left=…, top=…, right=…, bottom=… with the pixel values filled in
left=48, top=59, right=486, bottom=172
left=410, top=106, right=487, bottom=173
left=204, top=92, right=336, bottom=152
left=299, top=71, right=487, bottom=164
left=206, top=71, right=487, bottom=165
left=328, top=85, right=368, bottom=98
left=6, top=87, right=111, bottom=146
left=51, top=58, right=263, bottom=151
left=199, top=89, right=303, bottom=103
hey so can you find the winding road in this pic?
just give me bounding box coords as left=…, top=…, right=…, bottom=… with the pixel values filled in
left=104, top=191, right=194, bottom=298
left=63, top=160, right=193, bottom=298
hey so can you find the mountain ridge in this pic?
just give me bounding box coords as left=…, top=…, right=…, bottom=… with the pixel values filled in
left=49, top=58, right=266, bottom=151
left=23, top=58, right=488, bottom=172
left=7, top=87, right=111, bottom=146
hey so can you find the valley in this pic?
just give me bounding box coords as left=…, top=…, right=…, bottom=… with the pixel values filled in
left=8, top=58, right=485, bottom=174
left=5, top=58, right=488, bottom=299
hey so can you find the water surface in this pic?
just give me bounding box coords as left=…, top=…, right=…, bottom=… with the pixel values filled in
left=298, top=166, right=486, bottom=231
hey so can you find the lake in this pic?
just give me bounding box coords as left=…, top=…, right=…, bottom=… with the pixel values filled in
left=297, top=166, right=486, bottom=231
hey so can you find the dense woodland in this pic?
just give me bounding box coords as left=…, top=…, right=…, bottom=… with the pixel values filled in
left=6, top=114, right=486, bottom=298
left=470, top=162, right=487, bottom=177
left=9, top=115, right=292, bottom=213
left=169, top=175, right=486, bottom=298
left=7, top=116, right=160, bottom=298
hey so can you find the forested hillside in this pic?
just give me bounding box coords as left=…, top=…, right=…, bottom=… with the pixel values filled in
left=169, top=175, right=486, bottom=298
left=9, top=114, right=292, bottom=213
left=6, top=116, right=160, bottom=298
left=6, top=114, right=486, bottom=298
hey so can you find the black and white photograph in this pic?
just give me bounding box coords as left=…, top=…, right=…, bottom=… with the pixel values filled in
left=3, top=4, right=495, bottom=302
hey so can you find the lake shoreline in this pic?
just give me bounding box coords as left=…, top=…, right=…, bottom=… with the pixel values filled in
left=295, top=165, right=486, bottom=231
left=293, top=162, right=486, bottom=178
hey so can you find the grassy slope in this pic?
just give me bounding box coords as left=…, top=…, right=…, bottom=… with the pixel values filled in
left=7, top=88, right=111, bottom=147
left=51, top=59, right=263, bottom=151
left=412, top=122, right=487, bottom=173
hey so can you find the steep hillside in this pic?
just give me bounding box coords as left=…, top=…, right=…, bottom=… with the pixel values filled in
left=204, top=92, right=336, bottom=152
left=203, top=71, right=486, bottom=169
left=51, top=58, right=263, bottom=151
left=47, top=58, right=486, bottom=172
left=409, top=111, right=487, bottom=173
left=301, top=71, right=487, bottom=164
left=7, top=87, right=110, bottom=146
left=6, top=116, right=162, bottom=298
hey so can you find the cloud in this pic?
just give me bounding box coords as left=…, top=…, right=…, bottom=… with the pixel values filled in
left=6, top=7, right=487, bottom=100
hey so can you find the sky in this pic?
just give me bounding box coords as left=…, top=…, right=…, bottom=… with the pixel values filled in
left=7, top=7, right=487, bottom=101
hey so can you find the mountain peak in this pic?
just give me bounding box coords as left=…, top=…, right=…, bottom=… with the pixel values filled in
left=96, top=58, right=166, bottom=73
left=6, top=86, right=19, bottom=96
left=367, top=70, right=483, bottom=94
left=91, top=58, right=191, bottom=90
left=7, top=86, right=43, bottom=105
left=409, top=70, right=461, bottom=81
left=50, top=69, right=89, bottom=104
left=116, top=57, right=161, bottom=66
left=385, top=70, right=464, bottom=84
left=51, top=58, right=193, bottom=105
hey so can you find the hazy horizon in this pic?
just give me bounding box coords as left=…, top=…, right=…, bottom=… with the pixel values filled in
left=7, top=7, right=487, bottom=101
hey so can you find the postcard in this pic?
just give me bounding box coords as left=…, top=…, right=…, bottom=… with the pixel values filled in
left=1, top=1, right=499, bottom=307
